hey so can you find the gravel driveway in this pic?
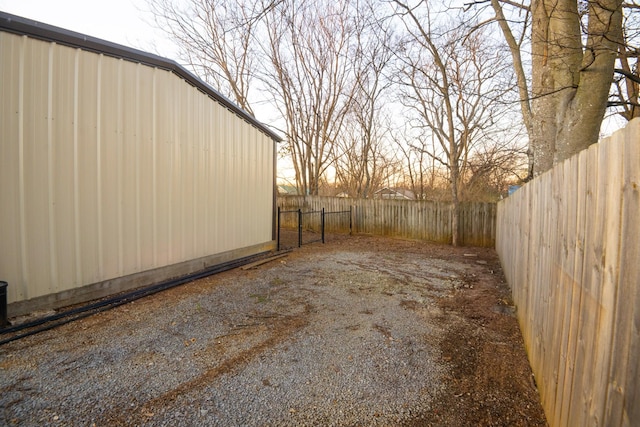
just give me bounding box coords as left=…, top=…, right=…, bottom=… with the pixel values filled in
left=0, top=235, right=547, bottom=426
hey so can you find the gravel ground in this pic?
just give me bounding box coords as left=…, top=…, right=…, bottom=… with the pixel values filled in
left=0, top=234, right=547, bottom=426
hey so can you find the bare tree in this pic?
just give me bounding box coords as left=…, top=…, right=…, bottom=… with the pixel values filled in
left=395, top=129, right=441, bottom=200
left=259, top=0, right=359, bottom=195
left=462, top=135, right=529, bottom=200
left=609, top=2, right=640, bottom=121
left=332, top=0, right=397, bottom=198
left=392, top=1, right=516, bottom=245
left=147, top=0, right=281, bottom=114
left=487, top=0, right=624, bottom=176
left=334, top=116, right=399, bottom=198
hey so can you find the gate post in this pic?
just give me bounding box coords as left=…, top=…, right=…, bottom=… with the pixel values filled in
left=321, top=208, right=325, bottom=244
left=297, top=209, right=302, bottom=248
left=277, top=206, right=281, bottom=251
left=350, top=205, right=354, bottom=235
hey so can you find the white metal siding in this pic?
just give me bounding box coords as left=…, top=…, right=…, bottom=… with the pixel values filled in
left=0, top=32, right=275, bottom=305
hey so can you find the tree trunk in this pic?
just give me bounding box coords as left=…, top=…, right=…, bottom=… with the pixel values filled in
left=450, top=162, right=460, bottom=247
left=531, top=0, right=623, bottom=175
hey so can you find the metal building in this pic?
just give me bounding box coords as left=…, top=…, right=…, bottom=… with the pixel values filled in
left=0, top=12, right=281, bottom=317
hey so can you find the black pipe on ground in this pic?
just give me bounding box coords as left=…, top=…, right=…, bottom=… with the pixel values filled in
left=0, top=251, right=274, bottom=346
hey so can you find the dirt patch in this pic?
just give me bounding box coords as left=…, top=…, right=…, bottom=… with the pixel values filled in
left=0, top=234, right=547, bottom=426
left=428, top=257, right=546, bottom=426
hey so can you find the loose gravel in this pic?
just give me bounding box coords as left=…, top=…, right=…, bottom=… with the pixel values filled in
left=0, top=235, right=545, bottom=426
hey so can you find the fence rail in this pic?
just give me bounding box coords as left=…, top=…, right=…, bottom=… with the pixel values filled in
left=277, top=196, right=496, bottom=247
left=496, top=118, right=640, bottom=427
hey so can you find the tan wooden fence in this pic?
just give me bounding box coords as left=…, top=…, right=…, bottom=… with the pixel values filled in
left=278, top=196, right=496, bottom=247
left=496, top=118, right=640, bottom=427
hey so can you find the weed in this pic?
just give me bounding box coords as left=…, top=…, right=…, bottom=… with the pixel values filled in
left=270, top=277, right=285, bottom=286
left=250, top=294, right=269, bottom=303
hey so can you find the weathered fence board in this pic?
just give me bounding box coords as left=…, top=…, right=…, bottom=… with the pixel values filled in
left=277, top=196, right=496, bottom=247
left=608, top=127, right=640, bottom=426
left=496, top=118, right=640, bottom=427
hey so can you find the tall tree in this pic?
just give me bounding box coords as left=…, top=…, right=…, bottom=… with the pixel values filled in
left=489, top=0, right=624, bottom=175
left=609, top=2, right=640, bottom=121
left=260, top=0, right=358, bottom=195
left=334, top=118, right=399, bottom=198
left=395, top=129, right=441, bottom=200
left=333, top=0, right=396, bottom=198
left=392, top=1, right=516, bottom=245
left=462, top=135, right=529, bottom=200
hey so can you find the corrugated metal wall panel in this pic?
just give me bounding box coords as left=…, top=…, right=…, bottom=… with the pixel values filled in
left=0, top=33, right=23, bottom=300
left=51, top=44, right=77, bottom=291
left=1, top=31, right=275, bottom=306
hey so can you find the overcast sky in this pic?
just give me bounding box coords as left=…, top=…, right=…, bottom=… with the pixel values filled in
left=0, top=0, right=177, bottom=58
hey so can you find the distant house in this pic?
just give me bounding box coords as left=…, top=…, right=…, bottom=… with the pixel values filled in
left=277, top=185, right=299, bottom=195
left=374, top=187, right=415, bottom=200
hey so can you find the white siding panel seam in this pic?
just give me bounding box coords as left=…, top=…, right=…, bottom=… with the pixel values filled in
left=117, top=58, right=124, bottom=276
left=18, top=35, right=28, bottom=297
left=152, top=67, right=158, bottom=266
left=73, top=47, right=82, bottom=285
left=135, top=63, right=142, bottom=272
left=96, top=53, right=104, bottom=279
left=47, top=42, right=57, bottom=292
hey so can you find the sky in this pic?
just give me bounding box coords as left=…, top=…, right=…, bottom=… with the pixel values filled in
left=0, top=0, right=177, bottom=58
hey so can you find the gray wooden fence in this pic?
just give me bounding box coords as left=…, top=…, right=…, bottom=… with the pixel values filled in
left=496, top=118, right=640, bottom=427
left=277, top=196, right=496, bottom=247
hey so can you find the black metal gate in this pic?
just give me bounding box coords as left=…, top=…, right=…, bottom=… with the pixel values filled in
left=276, top=207, right=352, bottom=251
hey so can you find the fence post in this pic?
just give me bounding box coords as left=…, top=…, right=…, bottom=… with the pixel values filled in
left=297, top=209, right=302, bottom=248
left=350, top=205, right=354, bottom=235
left=321, top=208, right=325, bottom=244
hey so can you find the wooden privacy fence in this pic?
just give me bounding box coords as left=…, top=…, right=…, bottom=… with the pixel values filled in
left=277, top=196, right=496, bottom=247
left=496, top=118, right=640, bottom=427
